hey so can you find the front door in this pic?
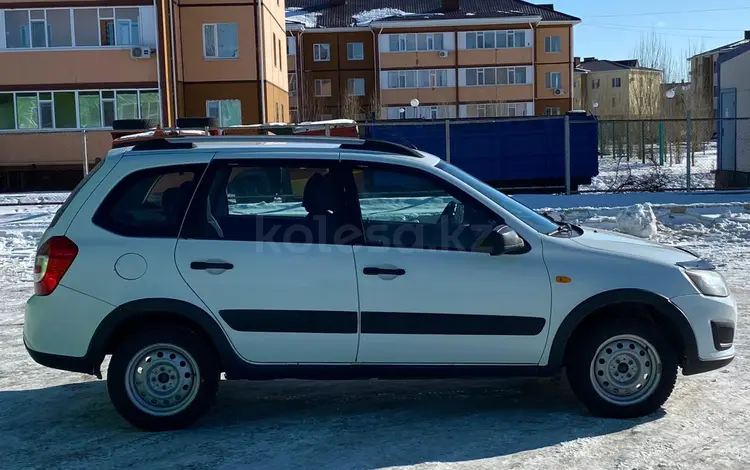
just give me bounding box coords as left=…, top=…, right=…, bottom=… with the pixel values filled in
left=175, top=156, right=360, bottom=364
left=346, top=161, right=552, bottom=365
left=720, top=88, right=737, bottom=171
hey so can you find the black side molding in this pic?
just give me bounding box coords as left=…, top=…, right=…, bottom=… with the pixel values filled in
left=362, top=311, right=546, bottom=336
left=219, top=310, right=358, bottom=334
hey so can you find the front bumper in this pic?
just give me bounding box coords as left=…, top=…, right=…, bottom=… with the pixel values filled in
left=671, top=292, right=737, bottom=375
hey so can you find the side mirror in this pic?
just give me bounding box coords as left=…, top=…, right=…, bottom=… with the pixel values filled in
left=475, top=225, right=526, bottom=256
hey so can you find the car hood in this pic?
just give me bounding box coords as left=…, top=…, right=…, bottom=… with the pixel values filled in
left=571, top=226, right=697, bottom=265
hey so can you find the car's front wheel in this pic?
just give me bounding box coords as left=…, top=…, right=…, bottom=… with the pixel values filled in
left=566, top=316, right=678, bottom=418
left=107, top=327, right=219, bottom=431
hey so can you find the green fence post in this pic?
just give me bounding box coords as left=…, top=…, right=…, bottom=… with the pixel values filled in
left=658, top=121, right=665, bottom=166
left=641, top=120, right=646, bottom=163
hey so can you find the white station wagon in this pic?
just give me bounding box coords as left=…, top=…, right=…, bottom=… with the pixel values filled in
left=24, top=136, right=736, bottom=430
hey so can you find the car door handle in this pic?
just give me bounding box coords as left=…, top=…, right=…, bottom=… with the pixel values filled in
left=363, top=267, right=405, bottom=276
left=191, top=261, right=234, bottom=271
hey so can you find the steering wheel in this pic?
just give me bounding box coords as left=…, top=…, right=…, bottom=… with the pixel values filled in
left=437, top=200, right=464, bottom=228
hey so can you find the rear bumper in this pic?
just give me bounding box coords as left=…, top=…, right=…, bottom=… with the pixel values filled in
left=24, top=336, right=98, bottom=375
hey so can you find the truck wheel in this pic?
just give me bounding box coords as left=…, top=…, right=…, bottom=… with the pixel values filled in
left=566, top=317, right=678, bottom=418
left=107, top=327, right=219, bottom=431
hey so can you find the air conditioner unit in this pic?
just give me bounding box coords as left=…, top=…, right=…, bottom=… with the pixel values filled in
left=438, top=50, right=449, bottom=58
left=130, top=47, right=152, bottom=59
left=554, top=88, right=565, bottom=96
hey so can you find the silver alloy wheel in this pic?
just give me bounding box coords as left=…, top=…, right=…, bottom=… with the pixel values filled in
left=589, top=334, right=662, bottom=405
left=124, top=343, right=200, bottom=416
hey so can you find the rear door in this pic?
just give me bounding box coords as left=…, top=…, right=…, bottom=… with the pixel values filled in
left=175, top=154, right=361, bottom=364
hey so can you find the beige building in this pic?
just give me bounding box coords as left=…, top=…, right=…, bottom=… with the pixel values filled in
left=286, top=0, right=580, bottom=121
left=0, top=0, right=287, bottom=191
left=574, top=58, right=663, bottom=118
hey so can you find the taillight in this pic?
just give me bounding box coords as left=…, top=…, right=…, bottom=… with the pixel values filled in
left=34, top=236, right=78, bottom=296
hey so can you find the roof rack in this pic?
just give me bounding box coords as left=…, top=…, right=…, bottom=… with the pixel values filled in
left=340, top=139, right=422, bottom=158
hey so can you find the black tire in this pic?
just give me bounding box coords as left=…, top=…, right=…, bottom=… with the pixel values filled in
left=176, top=117, right=219, bottom=129
left=107, top=327, right=219, bottom=431
left=112, top=119, right=160, bottom=131
left=565, top=316, right=678, bottom=418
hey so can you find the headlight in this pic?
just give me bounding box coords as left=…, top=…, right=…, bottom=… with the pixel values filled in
left=684, top=269, right=730, bottom=297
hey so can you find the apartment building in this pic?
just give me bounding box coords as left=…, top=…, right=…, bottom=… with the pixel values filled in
left=0, top=0, right=286, bottom=191
left=575, top=58, right=663, bottom=118
left=286, top=0, right=580, bottom=121
left=688, top=31, right=750, bottom=118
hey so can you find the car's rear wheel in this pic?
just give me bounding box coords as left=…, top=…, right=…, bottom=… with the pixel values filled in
left=107, top=327, right=219, bottom=431
left=566, top=316, right=678, bottom=418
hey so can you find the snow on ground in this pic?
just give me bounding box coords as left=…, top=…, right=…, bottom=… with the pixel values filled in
left=581, top=142, right=718, bottom=192
left=1, top=192, right=750, bottom=468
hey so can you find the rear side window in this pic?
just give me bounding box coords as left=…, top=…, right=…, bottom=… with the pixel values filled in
left=93, top=164, right=206, bottom=238
left=48, top=160, right=104, bottom=229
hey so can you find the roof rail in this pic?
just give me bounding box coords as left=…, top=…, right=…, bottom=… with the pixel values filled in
left=131, top=139, right=196, bottom=151
left=340, top=139, right=423, bottom=158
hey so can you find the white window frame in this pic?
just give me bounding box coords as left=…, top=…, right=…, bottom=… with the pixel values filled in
left=314, top=78, right=332, bottom=97
left=0, top=88, right=160, bottom=131
left=286, top=36, right=296, bottom=55
left=386, top=69, right=451, bottom=89
left=313, top=43, right=330, bottom=62
left=347, top=42, right=364, bottom=60
left=612, top=77, right=622, bottom=88
left=203, top=23, right=238, bottom=59
left=347, top=78, right=365, bottom=96
left=544, top=36, right=561, bottom=53
left=463, top=67, right=530, bottom=86
left=546, top=72, right=562, bottom=89
left=206, top=99, right=242, bottom=127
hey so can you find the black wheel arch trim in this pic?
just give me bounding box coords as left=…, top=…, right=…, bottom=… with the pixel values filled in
left=547, top=289, right=699, bottom=371
left=86, top=298, right=245, bottom=377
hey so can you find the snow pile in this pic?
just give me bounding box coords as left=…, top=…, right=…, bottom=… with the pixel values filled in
left=285, top=7, right=321, bottom=28
left=615, top=203, right=658, bottom=238
left=352, top=8, right=413, bottom=25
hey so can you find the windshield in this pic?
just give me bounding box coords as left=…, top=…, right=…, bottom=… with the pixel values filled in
left=436, top=161, right=559, bottom=234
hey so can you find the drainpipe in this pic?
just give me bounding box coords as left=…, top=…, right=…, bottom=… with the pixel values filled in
left=154, top=0, right=164, bottom=126
left=158, top=0, right=173, bottom=125
left=529, top=21, right=539, bottom=116
left=375, top=26, right=384, bottom=119
left=256, top=0, right=266, bottom=123
left=299, top=29, right=305, bottom=120
left=168, top=0, right=178, bottom=121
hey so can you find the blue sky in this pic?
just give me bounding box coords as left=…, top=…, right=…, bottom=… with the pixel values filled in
left=554, top=0, right=749, bottom=77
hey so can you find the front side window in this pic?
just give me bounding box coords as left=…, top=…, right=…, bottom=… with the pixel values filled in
left=206, top=100, right=242, bottom=127
left=353, top=164, right=502, bottom=252
left=313, top=43, right=330, bottom=61
left=347, top=42, right=364, bottom=60
left=204, top=23, right=238, bottom=58
left=93, top=165, right=205, bottom=238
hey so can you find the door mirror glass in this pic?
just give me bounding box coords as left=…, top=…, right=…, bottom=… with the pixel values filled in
left=475, top=224, right=526, bottom=255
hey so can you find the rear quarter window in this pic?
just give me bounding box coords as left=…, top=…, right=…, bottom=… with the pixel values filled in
left=92, top=164, right=206, bottom=238
left=48, top=160, right=105, bottom=229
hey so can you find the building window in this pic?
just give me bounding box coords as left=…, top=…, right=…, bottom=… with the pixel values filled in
left=612, top=77, right=622, bottom=88
left=348, top=78, right=365, bottom=96
left=314, top=79, right=332, bottom=97
left=545, top=107, right=561, bottom=116
left=287, top=36, right=296, bottom=55
left=592, top=79, right=601, bottom=89
left=462, top=102, right=532, bottom=118
left=545, top=72, right=562, bottom=89
left=278, top=38, right=282, bottom=68
left=544, top=36, right=561, bottom=53
left=313, top=43, right=330, bottom=61
left=0, top=89, right=158, bottom=130
left=387, top=33, right=444, bottom=52
left=347, top=42, right=364, bottom=60
left=612, top=97, right=616, bottom=107
left=206, top=99, right=242, bottom=127
left=386, top=70, right=450, bottom=89
left=464, top=67, right=529, bottom=86
left=288, top=73, right=297, bottom=95
left=464, top=30, right=527, bottom=50
left=203, top=23, right=238, bottom=59
left=275, top=102, right=280, bottom=122
left=385, top=105, right=456, bottom=120
left=273, top=33, right=277, bottom=67
left=4, top=7, right=146, bottom=48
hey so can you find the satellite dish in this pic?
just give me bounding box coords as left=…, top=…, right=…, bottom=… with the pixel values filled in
left=410, top=98, right=420, bottom=108
left=593, top=102, right=599, bottom=108
left=666, top=88, right=676, bottom=99
left=682, top=84, right=691, bottom=91
left=399, top=108, right=406, bottom=113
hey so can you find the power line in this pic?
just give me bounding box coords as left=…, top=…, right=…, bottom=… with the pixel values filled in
left=579, top=24, right=736, bottom=39
left=585, top=6, right=750, bottom=18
